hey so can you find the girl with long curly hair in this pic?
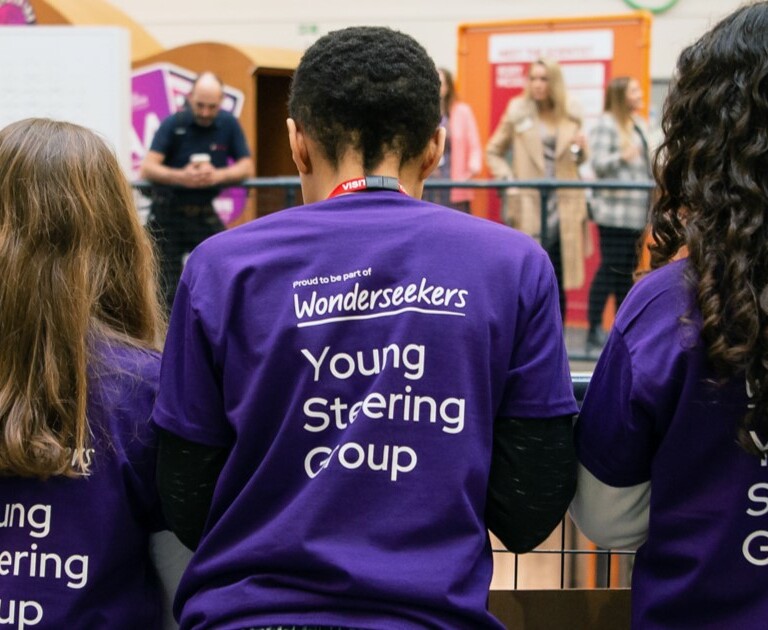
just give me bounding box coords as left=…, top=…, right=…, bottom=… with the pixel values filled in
left=571, top=3, right=768, bottom=628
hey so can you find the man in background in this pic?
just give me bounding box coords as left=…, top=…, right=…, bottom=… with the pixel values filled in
left=140, top=71, right=253, bottom=309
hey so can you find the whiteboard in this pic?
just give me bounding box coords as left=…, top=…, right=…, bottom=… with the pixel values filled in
left=0, top=26, right=130, bottom=171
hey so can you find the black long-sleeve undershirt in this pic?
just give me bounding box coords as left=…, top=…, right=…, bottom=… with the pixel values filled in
left=156, top=415, right=576, bottom=552
left=485, top=415, right=576, bottom=553
left=156, top=430, right=227, bottom=550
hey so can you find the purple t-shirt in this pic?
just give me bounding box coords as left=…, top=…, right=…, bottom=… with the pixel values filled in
left=0, top=343, right=164, bottom=629
left=576, top=259, right=768, bottom=629
left=153, top=191, right=577, bottom=630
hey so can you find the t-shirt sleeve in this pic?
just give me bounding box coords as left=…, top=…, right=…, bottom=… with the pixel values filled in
left=229, top=117, right=251, bottom=159
left=575, top=331, right=654, bottom=487
left=497, top=253, right=578, bottom=419
left=148, top=114, right=175, bottom=155
left=95, top=346, right=167, bottom=532
left=124, top=417, right=166, bottom=533
left=152, top=273, right=233, bottom=448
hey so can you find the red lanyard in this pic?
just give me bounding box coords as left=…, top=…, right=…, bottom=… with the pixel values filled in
left=327, top=176, right=408, bottom=199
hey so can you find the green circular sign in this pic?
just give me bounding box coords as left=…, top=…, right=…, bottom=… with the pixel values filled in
left=623, top=0, right=680, bottom=14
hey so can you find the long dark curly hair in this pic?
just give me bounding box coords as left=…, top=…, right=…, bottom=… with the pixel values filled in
left=650, top=1, right=768, bottom=454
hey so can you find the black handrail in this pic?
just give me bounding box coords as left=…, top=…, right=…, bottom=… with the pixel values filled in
left=132, top=178, right=655, bottom=229
left=132, top=177, right=655, bottom=192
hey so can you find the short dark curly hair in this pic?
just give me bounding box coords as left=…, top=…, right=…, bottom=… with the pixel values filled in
left=288, top=26, right=441, bottom=172
left=650, top=1, right=768, bottom=455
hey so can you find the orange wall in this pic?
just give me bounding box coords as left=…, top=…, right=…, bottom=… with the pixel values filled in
left=457, top=12, right=652, bottom=192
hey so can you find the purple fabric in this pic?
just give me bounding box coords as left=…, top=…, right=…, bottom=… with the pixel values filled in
left=576, top=259, right=768, bottom=629
left=0, top=343, right=164, bottom=629
left=153, top=191, right=577, bottom=630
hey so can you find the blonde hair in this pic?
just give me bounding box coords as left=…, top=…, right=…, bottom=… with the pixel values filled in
left=604, top=76, right=635, bottom=151
left=525, top=58, right=569, bottom=121
left=0, top=118, right=165, bottom=479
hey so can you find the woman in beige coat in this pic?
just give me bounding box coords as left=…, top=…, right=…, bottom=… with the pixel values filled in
left=486, top=58, right=588, bottom=320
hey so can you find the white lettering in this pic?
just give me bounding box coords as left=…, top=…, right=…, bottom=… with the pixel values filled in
left=26, top=506, right=50, bottom=539
left=19, top=600, right=42, bottom=629
left=0, top=599, right=43, bottom=629
left=329, top=352, right=356, bottom=380
left=0, top=504, right=51, bottom=539
left=743, top=530, right=768, bottom=566
left=338, top=443, right=365, bottom=469
left=301, top=346, right=331, bottom=382
left=292, top=277, right=469, bottom=322
left=304, top=442, right=417, bottom=481
left=391, top=446, right=417, bottom=481
left=440, top=398, right=465, bottom=434
left=293, top=292, right=317, bottom=318
left=749, top=430, right=768, bottom=467
left=302, top=397, right=330, bottom=432
left=302, top=388, right=465, bottom=435
left=64, top=555, right=88, bottom=589
left=747, top=483, right=768, bottom=517
left=342, top=178, right=365, bottom=191
left=362, top=393, right=386, bottom=419
left=304, top=445, right=336, bottom=479
left=301, top=344, right=425, bottom=382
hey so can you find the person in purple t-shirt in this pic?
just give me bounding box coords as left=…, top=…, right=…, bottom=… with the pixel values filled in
left=571, top=3, right=768, bottom=628
left=0, top=118, right=183, bottom=629
left=153, top=26, right=577, bottom=630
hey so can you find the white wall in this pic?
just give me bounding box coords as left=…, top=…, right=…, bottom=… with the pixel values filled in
left=0, top=26, right=130, bottom=169
left=108, top=0, right=746, bottom=79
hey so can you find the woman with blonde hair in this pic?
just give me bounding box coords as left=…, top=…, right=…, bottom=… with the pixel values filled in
left=586, top=76, right=651, bottom=353
left=0, top=118, right=176, bottom=628
left=486, top=57, right=589, bottom=319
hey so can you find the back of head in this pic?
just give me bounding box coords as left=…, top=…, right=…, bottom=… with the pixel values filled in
left=526, top=57, right=568, bottom=119
left=604, top=76, right=633, bottom=147
left=650, top=1, right=768, bottom=453
left=288, top=26, right=441, bottom=172
left=0, top=118, right=163, bottom=478
left=438, top=67, right=456, bottom=111
left=604, top=76, right=631, bottom=119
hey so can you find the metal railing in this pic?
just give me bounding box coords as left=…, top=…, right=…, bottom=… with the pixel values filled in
left=133, top=177, right=656, bottom=364
left=132, top=177, right=655, bottom=233
left=489, top=371, right=635, bottom=592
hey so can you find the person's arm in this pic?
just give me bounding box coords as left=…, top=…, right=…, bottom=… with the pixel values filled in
left=589, top=117, right=625, bottom=177
left=569, top=463, right=650, bottom=550
left=485, top=104, right=516, bottom=180
left=571, top=326, right=654, bottom=551
left=149, top=531, right=193, bottom=629
left=486, top=415, right=577, bottom=553
left=208, top=155, right=254, bottom=186
left=156, top=428, right=228, bottom=550
left=465, top=104, right=483, bottom=178
left=141, top=152, right=254, bottom=190
left=140, top=150, right=194, bottom=187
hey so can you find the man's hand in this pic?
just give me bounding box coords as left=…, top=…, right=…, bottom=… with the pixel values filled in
left=178, top=161, right=217, bottom=188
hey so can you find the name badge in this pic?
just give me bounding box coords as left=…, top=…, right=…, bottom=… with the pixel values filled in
left=515, top=118, right=534, bottom=133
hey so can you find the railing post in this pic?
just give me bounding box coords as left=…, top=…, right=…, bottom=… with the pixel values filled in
left=498, top=184, right=508, bottom=225
left=539, top=184, right=550, bottom=246
left=285, top=186, right=297, bottom=208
